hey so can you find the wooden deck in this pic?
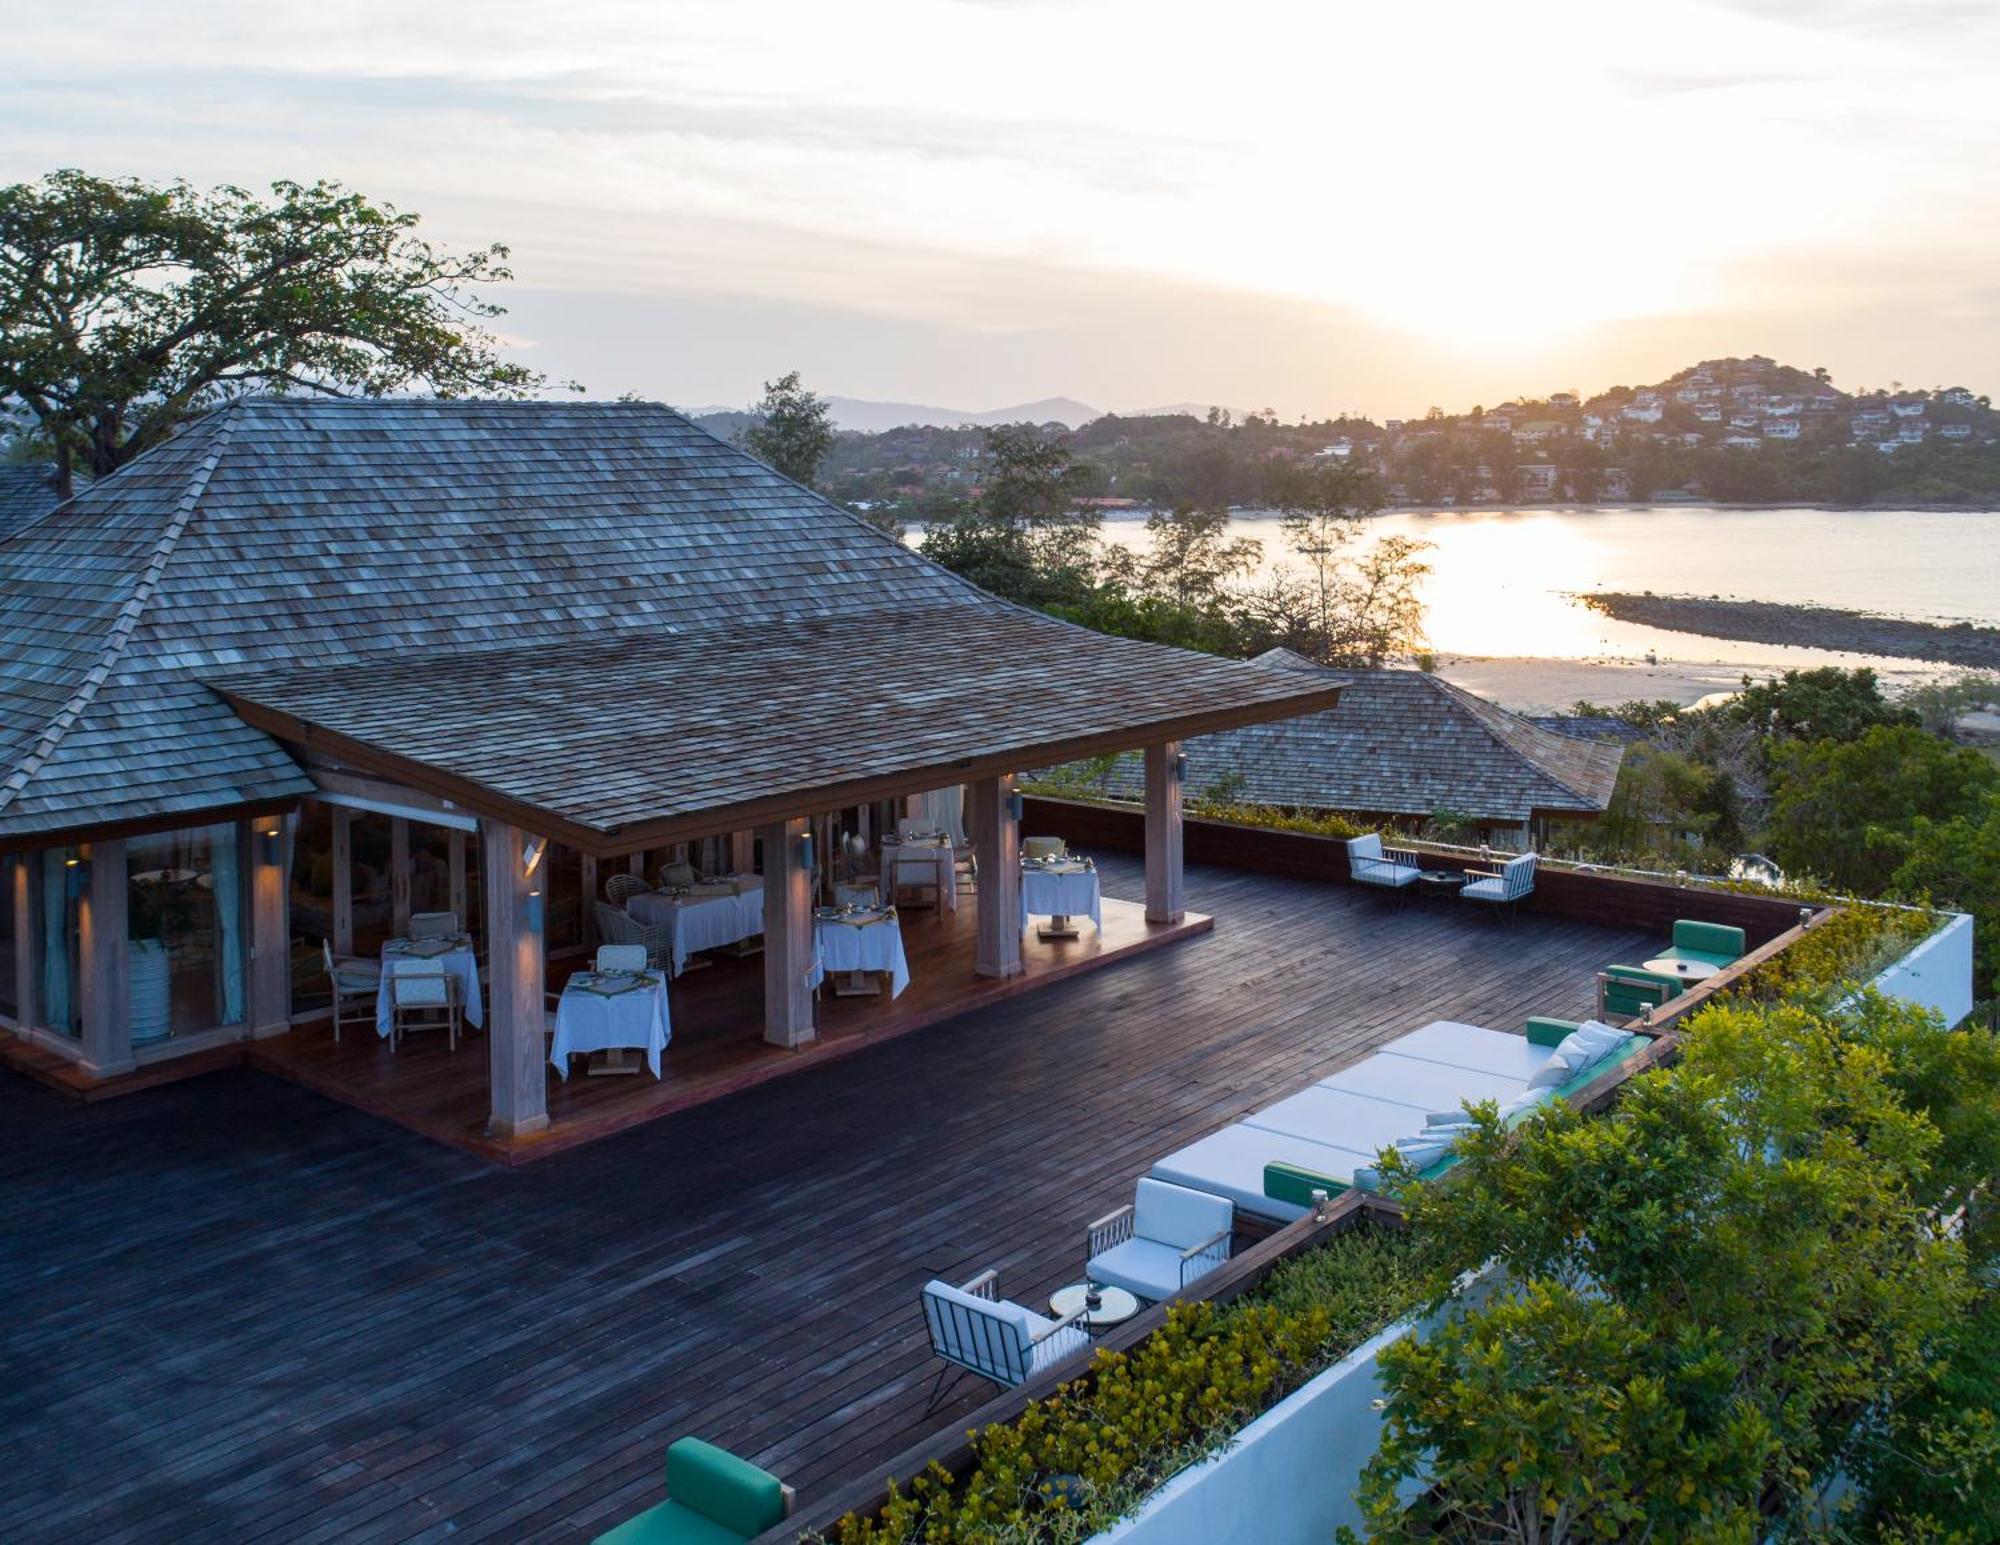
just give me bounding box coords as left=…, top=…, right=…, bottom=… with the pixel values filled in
left=246, top=892, right=1210, bottom=1163
left=0, top=857, right=1651, bottom=1543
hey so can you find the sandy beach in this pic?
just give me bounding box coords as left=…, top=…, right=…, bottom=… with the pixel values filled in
left=1433, top=653, right=1950, bottom=716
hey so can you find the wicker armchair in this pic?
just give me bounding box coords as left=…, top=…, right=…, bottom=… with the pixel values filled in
left=594, top=900, right=673, bottom=971
left=604, top=872, right=648, bottom=907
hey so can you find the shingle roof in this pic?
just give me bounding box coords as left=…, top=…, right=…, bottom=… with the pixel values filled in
left=1090, top=650, right=1625, bottom=823
left=0, top=465, right=66, bottom=541
left=0, top=399, right=1341, bottom=844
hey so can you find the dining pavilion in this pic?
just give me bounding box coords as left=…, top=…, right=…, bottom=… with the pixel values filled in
left=0, top=398, right=1342, bottom=1156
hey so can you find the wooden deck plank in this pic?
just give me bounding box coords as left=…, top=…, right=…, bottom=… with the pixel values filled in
left=0, top=858, right=1650, bottom=1543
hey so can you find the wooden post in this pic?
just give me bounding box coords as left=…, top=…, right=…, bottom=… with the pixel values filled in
left=760, top=817, right=815, bottom=1047
left=579, top=855, right=599, bottom=948
left=9, top=855, right=35, bottom=1037
left=481, top=820, right=549, bottom=1138
left=390, top=817, right=411, bottom=936
left=729, top=830, right=755, bottom=876
left=249, top=815, right=292, bottom=1037
left=972, top=775, right=1022, bottom=979
left=1145, top=741, right=1186, bottom=924
left=628, top=852, right=647, bottom=878
left=331, top=805, right=354, bottom=956
left=79, top=838, right=131, bottom=1074
left=448, top=828, right=468, bottom=924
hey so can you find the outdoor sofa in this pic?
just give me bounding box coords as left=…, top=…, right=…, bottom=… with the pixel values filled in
left=1148, top=1017, right=1650, bottom=1224
left=592, top=1437, right=793, bottom=1545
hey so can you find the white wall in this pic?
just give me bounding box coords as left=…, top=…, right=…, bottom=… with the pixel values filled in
left=1871, top=912, right=1975, bottom=1028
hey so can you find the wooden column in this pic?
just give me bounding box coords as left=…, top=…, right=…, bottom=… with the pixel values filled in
left=390, top=817, right=411, bottom=935
left=448, top=828, right=468, bottom=923
left=760, top=817, right=815, bottom=1047
left=330, top=806, right=354, bottom=955
left=248, top=816, right=292, bottom=1037
left=579, top=855, right=599, bottom=947
left=481, top=820, right=549, bottom=1138
left=79, top=838, right=131, bottom=1074
left=728, top=830, right=755, bottom=876
left=1145, top=741, right=1186, bottom=924
left=9, top=855, right=35, bottom=1037
left=972, top=775, right=1022, bottom=979
left=628, top=852, right=646, bottom=877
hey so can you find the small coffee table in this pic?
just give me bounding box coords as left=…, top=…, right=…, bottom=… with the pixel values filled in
left=1048, top=1282, right=1141, bottom=1332
left=1417, top=869, right=1466, bottom=900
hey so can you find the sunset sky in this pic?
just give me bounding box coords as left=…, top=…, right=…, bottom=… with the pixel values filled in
left=6, top=0, right=1998, bottom=418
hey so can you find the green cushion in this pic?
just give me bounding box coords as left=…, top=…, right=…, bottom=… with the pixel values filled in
left=1671, top=919, right=1745, bottom=961
left=1263, top=1162, right=1350, bottom=1208
left=1602, top=965, right=1680, bottom=1017
left=593, top=1500, right=749, bottom=1545
left=665, top=1439, right=787, bottom=1539
left=1524, top=1016, right=1579, bottom=1048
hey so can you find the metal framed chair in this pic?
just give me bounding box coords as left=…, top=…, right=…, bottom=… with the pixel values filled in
left=388, top=959, right=460, bottom=1053
left=1084, top=1178, right=1234, bottom=1303
left=1346, top=833, right=1421, bottom=897
left=1022, top=836, right=1067, bottom=861
left=321, top=939, right=381, bottom=1043
left=595, top=943, right=648, bottom=973
left=408, top=910, right=459, bottom=939
left=605, top=873, right=648, bottom=907
left=1461, top=852, right=1538, bottom=922
left=919, top=1268, right=1090, bottom=1411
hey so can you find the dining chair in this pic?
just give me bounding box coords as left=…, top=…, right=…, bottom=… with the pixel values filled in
left=595, top=943, right=649, bottom=973
left=1022, top=836, right=1068, bottom=862
left=388, top=959, right=459, bottom=1053
left=605, top=872, right=648, bottom=906
left=321, top=939, right=381, bottom=1043
left=409, top=910, right=460, bottom=939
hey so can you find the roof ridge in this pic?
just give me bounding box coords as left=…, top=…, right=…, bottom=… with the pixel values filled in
left=0, top=411, right=239, bottom=819
left=1426, top=674, right=1604, bottom=802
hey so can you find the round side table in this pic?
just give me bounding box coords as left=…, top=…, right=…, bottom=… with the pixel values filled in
left=1048, top=1282, right=1141, bottom=1331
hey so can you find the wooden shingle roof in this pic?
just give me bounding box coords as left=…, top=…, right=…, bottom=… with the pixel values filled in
left=0, top=399, right=1341, bottom=846
left=0, top=465, right=66, bottom=541
left=1091, top=650, right=1624, bottom=823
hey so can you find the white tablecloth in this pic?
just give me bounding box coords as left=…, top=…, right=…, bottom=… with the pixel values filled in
left=376, top=941, right=484, bottom=1038
left=550, top=974, right=671, bottom=1078
left=627, top=876, right=764, bottom=974
left=880, top=841, right=957, bottom=911
left=811, top=915, right=910, bottom=997
left=1020, top=866, right=1103, bottom=931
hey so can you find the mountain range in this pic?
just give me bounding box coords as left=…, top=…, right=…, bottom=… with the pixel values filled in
left=685, top=395, right=1101, bottom=433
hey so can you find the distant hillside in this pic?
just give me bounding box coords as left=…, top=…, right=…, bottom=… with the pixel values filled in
left=686, top=395, right=1099, bottom=435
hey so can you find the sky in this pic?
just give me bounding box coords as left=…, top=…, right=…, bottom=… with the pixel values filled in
left=5, top=0, right=1999, bottom=419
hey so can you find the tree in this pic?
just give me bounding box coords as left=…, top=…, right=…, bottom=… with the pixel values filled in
left=740, top=370, right=836, bottom=489
left=1765, top=724, right=1998, bottom=892
left=1126, top=504, right=1262, bottom=611
left=1725, top=667, right=1916, bottom=752
left=1256, top=459, right=1429, bottom=666
left=1, top=170, right=546, bottom=495
left=1892, top=800, right=2000, bottom=999
left=918, top=422, right=1099, bottom=607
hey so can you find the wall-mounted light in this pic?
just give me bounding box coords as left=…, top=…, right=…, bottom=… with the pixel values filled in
left=1173, top=751, right=1189, bottom=779
left=1006, top=790, right=1024, bottom=822
left=526, top=884, right=545, bottom=932
left=63, top=847, right=87, bottom=899
left=796, top=832, right=816, bottom=873
left=260, top=823, right=283, bottom=864
left=522, top=835, right=549, bottom=878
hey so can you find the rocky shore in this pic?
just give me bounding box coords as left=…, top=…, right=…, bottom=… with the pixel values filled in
left=1580, top=593, right=2000, bottom=671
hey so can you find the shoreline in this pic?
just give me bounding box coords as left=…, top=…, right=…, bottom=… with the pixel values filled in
left=1430, top=653, right=1953, bottom=716
left=1580, top=594, right=2000, bottom=672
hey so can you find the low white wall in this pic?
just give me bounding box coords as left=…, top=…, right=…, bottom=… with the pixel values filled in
left=1872, top=911, right=1975, bottom=1028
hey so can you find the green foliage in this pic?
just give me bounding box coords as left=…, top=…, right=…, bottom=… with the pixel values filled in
left=1722, top=903, right=1935, bottom=1008
left=1901, top=673, right=2000, bottom=739
left=1766, top=725, right=1998, bottom=892
left=920, top=423, right=1102, bottom=608
left=1181, top=796, right=1368, bottom=840
left=1729, top=667, right=1917, bottom=752
left=0, top=170, right=548, bottom=494
left=740, top=370, right=837, bottom=490
left=1577, top=743, right=1744, bottom=865
left=1361, top=991, right=1981, bottom=1538
left=1892, top=801, right=2000, bottom=999
left=822, top=1229, right=1424, bottom=1545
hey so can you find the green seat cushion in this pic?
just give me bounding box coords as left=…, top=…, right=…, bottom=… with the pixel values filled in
left=665, top=1439, right=787, bottom=1539
left=1263, top=1161, right=1350, bottom=1207
left=1524, top=1016, right=1579, bottom=1048
left=1671, top=919, right=1745, bottom=960
left=592, top=1499, right=750, bottom=1545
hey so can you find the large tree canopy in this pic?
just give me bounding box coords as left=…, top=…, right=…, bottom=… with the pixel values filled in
left=0, top=170, right=552, bottom=494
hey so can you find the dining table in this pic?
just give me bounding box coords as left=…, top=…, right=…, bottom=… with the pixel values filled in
left=810, top=907, right=910, bottom=998
left=550, top=967, right=671, bottom=1078
left=375, top=935, right=484, bottom=1038
left=627, top=874, right=765, bottom=974
left=1020, top=858, right=1103, bottom=938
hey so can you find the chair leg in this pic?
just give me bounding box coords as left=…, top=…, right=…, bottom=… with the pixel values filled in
left=923, top=1364, right=966, bottom=1416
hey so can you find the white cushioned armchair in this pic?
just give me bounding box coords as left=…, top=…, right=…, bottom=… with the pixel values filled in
left=1346, top=833, right=1420, bottom=893
left=1462, top=852, right=1537, bottom=910
left=920, top=1269, right=1091, bottom=1409
left=1084, top=1178, right=1233, bottom=1303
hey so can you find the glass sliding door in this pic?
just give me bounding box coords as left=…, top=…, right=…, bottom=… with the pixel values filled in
left=290, top=804, right=334, bottom=1015
left=126, top=822, right=247, bottom=1042
left=38, top=849, right=81, bottom=1038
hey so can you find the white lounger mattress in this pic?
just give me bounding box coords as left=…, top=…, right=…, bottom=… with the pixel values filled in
left=1243, top=1085, right=1417, bottom=1156
left=1317, top=1054, right=1527, bottom=1113
left=1150, top=1126, right=1366, bottom=1221
left=1377, top=1019, right=1556, bottom=1082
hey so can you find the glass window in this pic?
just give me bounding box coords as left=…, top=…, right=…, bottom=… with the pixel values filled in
left=0, top=854, right=19, bottom=1023
left=290, top=804, right=334, bottom=1015
left=411, top=825, right=454, bottom=922
left=545, top=841, right=583, bottom=950
left=127, top=822, right=247, bottom=1041
left=349, top=811, right=394, bottom=958
left=38, top=849, right=81, bottom=1038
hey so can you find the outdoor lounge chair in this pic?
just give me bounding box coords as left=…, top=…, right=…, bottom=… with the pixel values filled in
left=604, top=872, right=648, bottom=907
left=920, top=1268, right=1091, bottom=1408
left=1648, top=918, right=1747, bottom=974
left=388, top=959, right=459, bottom=1052
left=408, top=910, right=459, bottom=939
left=1461, top=852, right=1537, bottom=914
left=1084, top=1178, right=1233, bottom=1302
left=591, top=1436, right=794, bottom=1545
left=321, top=939, right=380, bottom=1043
left=1346, top=833, right=1420, bottom=895
left=1597, top=964, right=1682, bottom=1021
